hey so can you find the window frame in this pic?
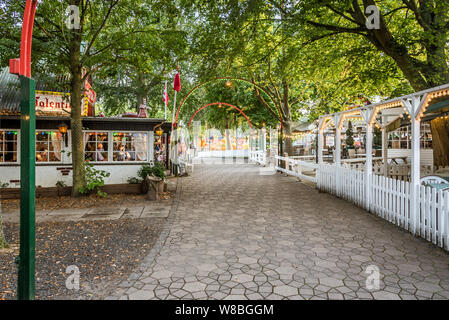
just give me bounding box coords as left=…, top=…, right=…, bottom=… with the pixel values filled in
left=35, top=130, right=64, bottom=164
left=83, top=130, right=111, bottom=163
left=111, top=131, right=150, bottom=163
left=0, top=129, right=19, bottom=164
left=82, top=130, right=152, bottom=164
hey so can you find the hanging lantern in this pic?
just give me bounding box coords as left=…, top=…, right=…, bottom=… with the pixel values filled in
left=225, top=80, right=232, bottom=88
left=58, top=123, right=68, bottom=134
left=58, top=123, right=69, bottom=147
left=155, top=128, right=164, bottom=136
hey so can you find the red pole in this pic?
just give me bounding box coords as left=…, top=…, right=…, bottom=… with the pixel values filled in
left=9, top=0, right=37, bottom=77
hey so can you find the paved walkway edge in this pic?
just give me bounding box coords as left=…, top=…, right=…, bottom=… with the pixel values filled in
left=105, top=177, right=182, bottom=300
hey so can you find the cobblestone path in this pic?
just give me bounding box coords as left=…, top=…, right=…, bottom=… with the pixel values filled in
left=111, top=164, right=449, bottom=300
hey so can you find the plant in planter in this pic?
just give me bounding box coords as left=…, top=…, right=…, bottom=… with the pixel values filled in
left=55, top=180, right=67, bottom=196
left=138, top=163, right=166, bottom=194
left=78, top=161, right=111, bottom=198
left=127, top=177, right=142, bottom=184
left=345, top=121, right=355, bottom=149
left=373, top=126, right=383, bottom=149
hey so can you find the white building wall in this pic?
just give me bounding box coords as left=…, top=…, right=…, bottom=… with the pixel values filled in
left=1, top=164, right=149, bottom=188
left=0, top=129, right=156, bottom=188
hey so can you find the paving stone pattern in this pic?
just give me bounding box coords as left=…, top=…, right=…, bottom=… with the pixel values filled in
left=1, top=202, right=171, bottom=223
left=111, top=164, right=449, bottom=300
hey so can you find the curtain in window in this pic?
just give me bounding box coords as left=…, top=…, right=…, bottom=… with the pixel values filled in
left=51, top=132, right=62, bottom=160
left=135, top=133, right=148, bottom=161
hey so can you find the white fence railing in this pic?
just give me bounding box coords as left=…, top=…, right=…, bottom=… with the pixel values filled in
left=249, top=152, right=449, bottom=251
left=274, top=155, right=318, bottom=184
left=318, top=164, right=449, bottom=251
left=249, top=150, right=267, bottom=166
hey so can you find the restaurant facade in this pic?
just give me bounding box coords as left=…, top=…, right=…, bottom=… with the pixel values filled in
left=0, top=68, right=170, bottom=188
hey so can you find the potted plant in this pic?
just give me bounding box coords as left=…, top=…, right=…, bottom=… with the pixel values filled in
left=138, top=163, right=166, bottom=194
left=346, top=121, right=356, bottom=158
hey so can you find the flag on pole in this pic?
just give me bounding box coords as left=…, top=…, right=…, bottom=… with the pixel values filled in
left=173, top=71, right=181, bottom=92
left=172, top=69, right=181, bottom=128
left=163, top=81, right=169, bottom=106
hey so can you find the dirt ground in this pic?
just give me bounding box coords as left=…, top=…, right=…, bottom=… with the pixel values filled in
left=0, top=217, right=166, bottom=300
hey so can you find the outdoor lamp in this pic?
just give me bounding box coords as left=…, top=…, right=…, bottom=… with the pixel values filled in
left=156, top=128, right=164, bottom=136
left=58, top=123, right=69, bottom=147
left=58, top=123, right=68, bottom=134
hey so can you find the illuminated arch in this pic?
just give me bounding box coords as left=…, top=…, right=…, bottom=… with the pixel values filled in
left=175, top=78, right=283, bottom=126
left=187, top=102, right=253, bottom=129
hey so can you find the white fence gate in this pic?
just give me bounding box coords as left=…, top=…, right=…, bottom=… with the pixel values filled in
left=274, top=155, right=318, bottom=184
left=249, top=150, right=267, bottom=166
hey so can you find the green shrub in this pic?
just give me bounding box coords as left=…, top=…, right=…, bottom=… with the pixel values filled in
left=56, top=181, right=67, bottom=188
left=78, top=162, right=111, bottom=197
left=127, top=177, right=142, bottom=184
left=152, top=162, right=166, bottom=180
left=138, top=163, right=165, bottom=181
left=346, top=121, right=355, bottom=149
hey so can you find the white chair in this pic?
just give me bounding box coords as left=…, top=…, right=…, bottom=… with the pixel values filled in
left=420, top=176, right=449, bottom=185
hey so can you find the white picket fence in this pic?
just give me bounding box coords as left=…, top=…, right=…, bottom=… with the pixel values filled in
left=318, top=164, right=449, bottom=251
left=249, top=150, right=267, bottom=166
left=274, top=155, right=318, bottom=184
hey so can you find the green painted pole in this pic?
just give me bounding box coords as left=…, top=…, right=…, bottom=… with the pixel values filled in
left=17, top=75, right=36, bottom=300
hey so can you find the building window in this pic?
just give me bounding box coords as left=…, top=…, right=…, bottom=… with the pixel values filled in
left=84, top=132, right=108, bottom=162
left=0, top=130, right=18, bottom=163
left=35, top=131, right=63, bottom=162
left=388, top=123, right=432, bottom=150
left=112, top=132, right=148, bottom=162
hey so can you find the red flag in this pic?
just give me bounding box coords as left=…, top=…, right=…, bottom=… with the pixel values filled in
left=163, top=82, right=169, bottom=106
left=173, top=72, right=181, bottom=92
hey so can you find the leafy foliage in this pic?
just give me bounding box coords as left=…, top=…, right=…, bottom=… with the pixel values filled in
left=138, top=162, right=166, bottom=181
left=127, top=177, right=142, bottom=184
left=346, top=121, right=355, bottom=149
left=78, top=162, right=111, bottom=197
left=0, top=181, right=9, bottom=188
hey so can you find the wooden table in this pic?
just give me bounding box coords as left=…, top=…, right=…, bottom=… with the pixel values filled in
left=342, top=157, right=383, bottom=164
left=390, top=156, right=408, bottom=164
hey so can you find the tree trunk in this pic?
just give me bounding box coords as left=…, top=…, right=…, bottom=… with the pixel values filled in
left=136, top=72, right=145, bottom=112
left=225, top=128, right=231, bottom=150
left=431, top=118, right=449, bottom=168
left=69, top=26, right=86, bottom=197
left=281, top=80, right=293, bottom=156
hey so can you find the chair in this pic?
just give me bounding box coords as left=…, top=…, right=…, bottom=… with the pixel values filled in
left=420, top=175, right=449, bottom=186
